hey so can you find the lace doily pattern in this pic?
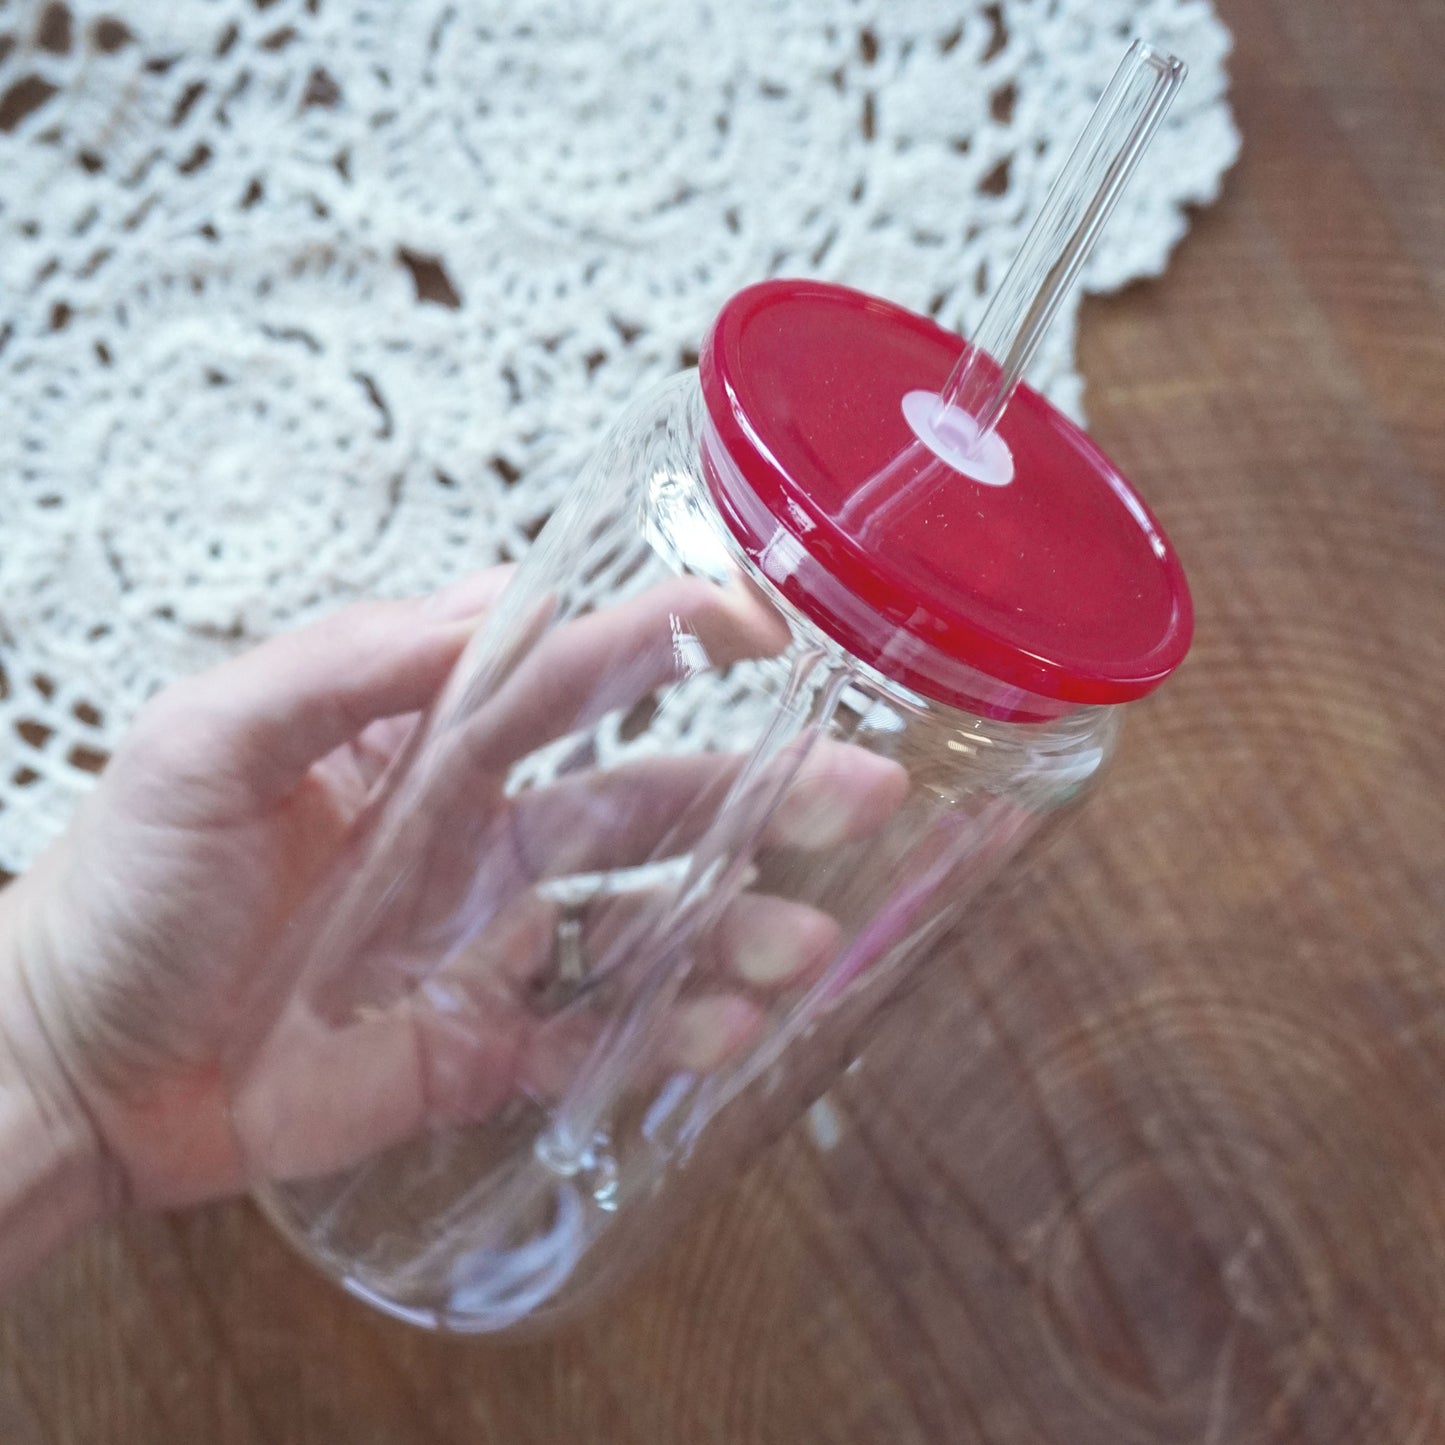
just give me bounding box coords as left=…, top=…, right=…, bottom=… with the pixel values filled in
left=0, top=0, right=1237, bottom=871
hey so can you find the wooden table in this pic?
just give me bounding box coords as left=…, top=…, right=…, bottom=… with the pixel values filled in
left=4, top=1, right=1443, bottom=1439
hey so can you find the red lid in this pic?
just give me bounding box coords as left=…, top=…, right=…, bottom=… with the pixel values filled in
left=699, top=279, right=1192, bottom=719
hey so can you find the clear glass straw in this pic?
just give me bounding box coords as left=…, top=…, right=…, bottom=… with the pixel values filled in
left=938, top=40, right=1187, bottom=443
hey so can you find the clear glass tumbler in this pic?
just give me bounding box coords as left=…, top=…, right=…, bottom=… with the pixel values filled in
left=227, top=279, right=1192, bottom=1332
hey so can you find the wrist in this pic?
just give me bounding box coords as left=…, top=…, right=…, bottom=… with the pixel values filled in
left=0, top=882, right=115, bottom=1290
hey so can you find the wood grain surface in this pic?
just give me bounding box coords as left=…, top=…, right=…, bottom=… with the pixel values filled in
left=4, top=1, right=1444, bottom=1440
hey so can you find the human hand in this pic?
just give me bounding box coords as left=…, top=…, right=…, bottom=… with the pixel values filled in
left=0, top=570, right=514, bottom=1232
left=0, top=569, right=907, bottom=1243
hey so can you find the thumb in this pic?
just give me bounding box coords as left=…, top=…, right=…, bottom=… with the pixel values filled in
left=139, top=569, right=513, bottom=802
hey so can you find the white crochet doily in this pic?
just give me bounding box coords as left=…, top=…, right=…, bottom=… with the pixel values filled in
left=0, top=0, right=1238, bottom=873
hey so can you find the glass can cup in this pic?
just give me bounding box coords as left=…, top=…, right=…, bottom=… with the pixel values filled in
left=227, top=281, right=1191, bottom=1332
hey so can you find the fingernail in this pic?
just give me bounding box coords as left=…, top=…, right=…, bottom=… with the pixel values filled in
left=769, top=753, right=910, bottom=849
left=671, top=996, right=758, bottom=1072
left=732, top=906, right=839, bottom=986
left=771, top=787, right=854, bottom=849
left=422, top=566, right=515, bottom=622
left=437, top=612, right=491, bottom=644
left=736, top=932, right=802, bottom=986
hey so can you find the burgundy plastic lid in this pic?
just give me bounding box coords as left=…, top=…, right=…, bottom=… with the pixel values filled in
left=699, top=279, right=1192, bottom=716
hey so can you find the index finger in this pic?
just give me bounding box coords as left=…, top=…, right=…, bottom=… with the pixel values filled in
left=441, top=573, right=790, bottom=785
